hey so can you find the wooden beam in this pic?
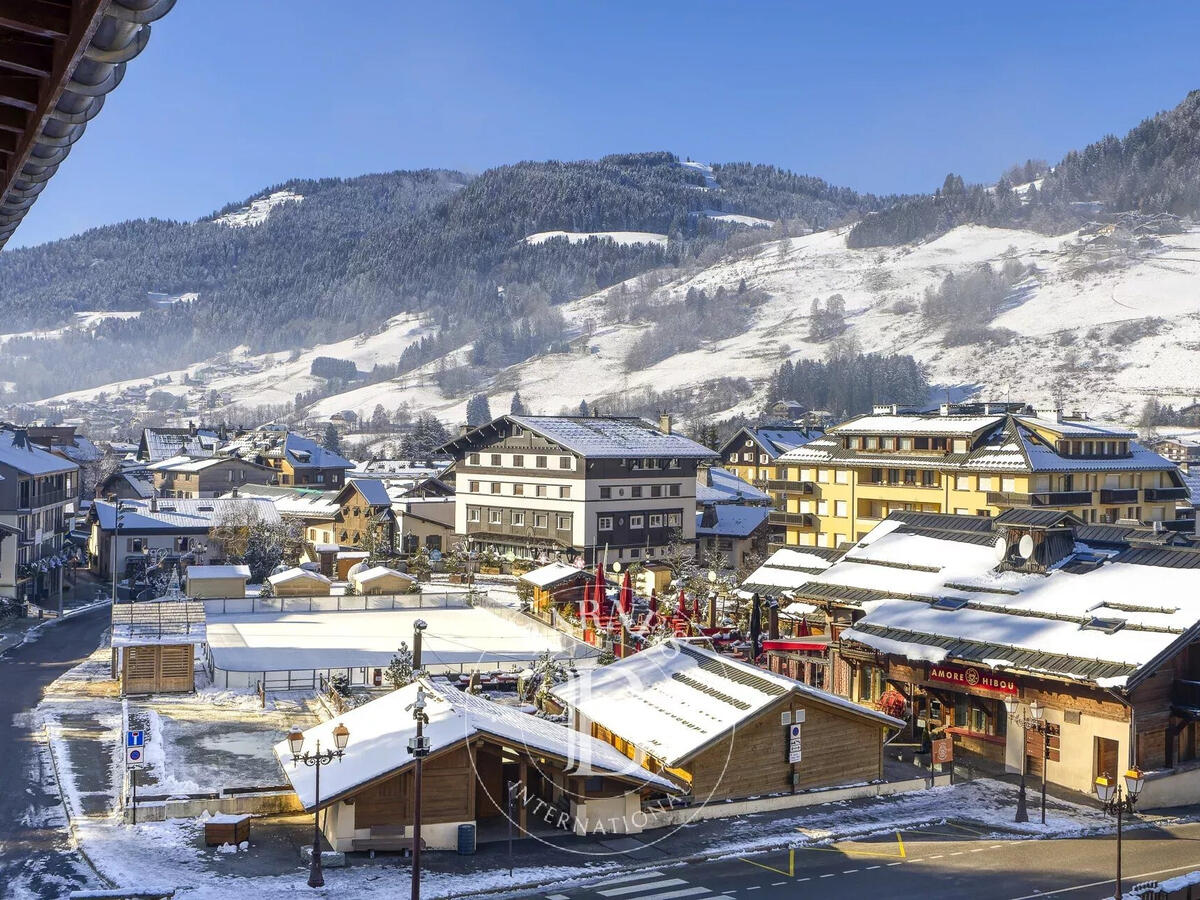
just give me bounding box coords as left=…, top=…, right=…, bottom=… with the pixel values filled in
left=0, top=130, right=18, bottom=153
left=0, top=105, right=24, bottom=133
left=0, top=36, right=55, bottom=77
left=0, top=75, right=40, bottom=111
left=0, top=2, right=73, bottom=40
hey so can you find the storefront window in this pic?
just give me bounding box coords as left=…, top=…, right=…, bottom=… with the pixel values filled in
left=954, top=695, right=968, bottom=728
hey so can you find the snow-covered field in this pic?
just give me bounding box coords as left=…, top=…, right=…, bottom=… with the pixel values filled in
left=212, top=190, right=304, bottom=228
left=0, top=310, right=142, bottom=346
left=522, top=230, right=668, bottom=247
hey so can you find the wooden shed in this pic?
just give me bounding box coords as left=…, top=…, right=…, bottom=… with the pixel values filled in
left=110, top=600, right=206, bottom=695
left=185, top=564, right=251, bottom=599
left=552, top=639, right=902, bottom=804
left=348, top=565, right=417, bottom=596
left=519, top=562, right=591, bottom=612
left=268, top=567, right=332, bottom=597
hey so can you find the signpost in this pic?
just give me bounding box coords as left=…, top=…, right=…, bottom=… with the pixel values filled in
left=786, top=712, right=805, bottom=763
left=126, top=730, right=145, bottom=825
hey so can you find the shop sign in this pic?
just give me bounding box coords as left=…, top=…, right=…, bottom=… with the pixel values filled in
left=932, top=737, right=953, bottom=765
left=928, top=663, right=1017, bottom=695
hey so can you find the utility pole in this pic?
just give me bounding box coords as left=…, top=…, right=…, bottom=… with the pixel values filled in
left=408, top=620, right=429, bottom=900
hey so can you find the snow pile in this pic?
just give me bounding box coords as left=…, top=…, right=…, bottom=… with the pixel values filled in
left=213, top=190, right=303, bottom=228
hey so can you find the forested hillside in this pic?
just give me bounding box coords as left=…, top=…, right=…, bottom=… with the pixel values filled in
left=0, top=152, right=885, bottom=401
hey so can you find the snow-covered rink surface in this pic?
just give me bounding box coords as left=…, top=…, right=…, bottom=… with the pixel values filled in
left=207, top=604, right=584, bottom=684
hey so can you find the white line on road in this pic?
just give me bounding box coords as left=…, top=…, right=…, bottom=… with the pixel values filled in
left=927, top=854, right=943, bottom=859
left=629, top=888, right=711, bottom=900
left=771, top=882, right=786, bottom=886
left=796, top=878, right=810, bottom=883
left=546, top=895, right=570, bottom=900
left=887, top=862, right=903, bottom=867
left=595, top=872, right=666, bottom=888
left=1007, top=862, right=1200, bottom=899
left=599, top=879, right=686, bottom=897
left=843, top=869, right=858, bottom=874
left=949, top=851, right=964, bottom=856
left=866, top=865, right=881, bottom=870
left=819, top=874, right=835, bottom=879
left=971, top=848, right=986, bottom=852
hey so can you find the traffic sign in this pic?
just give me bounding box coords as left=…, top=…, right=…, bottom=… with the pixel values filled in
left=126, top=746, right=145, bottom=768
left=126, top=730, right=144, bottom=748
left=787, top=723, right=802, bottom=763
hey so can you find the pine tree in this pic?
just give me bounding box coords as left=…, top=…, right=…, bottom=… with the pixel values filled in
left=386, top=641, right=414, bottom=689
left=510, top=390, right=527, bottom=415
left=322, top=422, right=341, bottom=454
left=578, top=399, right=590, bottom=417
left=466, top=393, right=493, bottom=426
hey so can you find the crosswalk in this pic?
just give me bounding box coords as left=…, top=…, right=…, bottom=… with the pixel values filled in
left=546, top=869, right=717, bottom=900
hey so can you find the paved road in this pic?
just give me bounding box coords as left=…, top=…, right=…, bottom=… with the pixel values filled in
left=533, top=819, right=1200, bottom=900
left=0, top=604, right=109, bottom=898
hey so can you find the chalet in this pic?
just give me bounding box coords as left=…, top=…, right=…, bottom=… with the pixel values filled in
left=268, top=567, right=331, bottom=597
left=273, top=679, right=679, bottom=851
left=1152, top=433, right=1200, bottom=472
left=225, top=484, right=340, bottom=548
left=393, top=496, right=455, bottom=554
left=137, top=425, right=222, bottom=463
left=717, top=426, right=821, bottom=488
left=332, top=478, right=397, bottom=553
left=695, top=504, right=770, bottom=570
left=696, top=465, right=771, bottom=506
left=184, top=564, right=250, bottom=599
left=552, top=640, right=901, bottom=803
left=438, top=414, right=717, bottom=565
left=220, top=425, right=353, bottom=488
left=0, top=427, right=80, bottom=602
left=347, top=565, right=416, bottom=595
left=519, top=561, right=592, bottom=613
left=149, top=455, right=277, bottom=498
left=776, top=510, right=1200, bottom=805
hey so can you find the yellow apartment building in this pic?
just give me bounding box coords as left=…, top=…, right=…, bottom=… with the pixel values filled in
left=769, top=404, right=1188, bottom=549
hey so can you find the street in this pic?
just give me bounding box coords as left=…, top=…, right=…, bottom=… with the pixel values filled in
left=533, top=819, right=1200, bottom=900
left=0, top=603, right=109, bottom=898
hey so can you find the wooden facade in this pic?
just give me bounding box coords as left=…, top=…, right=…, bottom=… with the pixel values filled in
left=121, top=644, right=194, bottom=695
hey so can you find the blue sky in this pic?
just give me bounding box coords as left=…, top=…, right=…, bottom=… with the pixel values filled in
left=9, top=0, right=1200, bottom=248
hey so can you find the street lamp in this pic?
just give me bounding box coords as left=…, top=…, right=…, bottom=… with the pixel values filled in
left=1095, top=767, right=1143, bottom=900
left=1005, top=697, right=1050, bottom=824
left=112, top=500, right=134, bottom=603
left=289, top=722, right=350, bottom=888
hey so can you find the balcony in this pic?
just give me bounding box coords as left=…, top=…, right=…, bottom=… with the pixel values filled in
left=1145, top=487, right=1189, bottom=502
left=987, top=490, right=1094, bottom=508
left=1099, top=488, right=1139, bottom=504
left=1171, top=679, right=1200, bottom=712
left=767, top=479, right=814, bottom=494
left=769, top=511, right=815, bottom=528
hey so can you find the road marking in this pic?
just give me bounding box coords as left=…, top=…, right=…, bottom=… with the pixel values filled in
left=887, top=862, right=903, bottom=867
left=1006, top=862, right=1200, bottom=899
left=927, top=854, right=943, bottom=859
left=595, top=872, right=666, bottom=887
left=599, top=880, right=687, bottom=897
left=866, top=865, right=881, bottom=870
left=738, top=849, right=794, bottom=877
left=746, top=886, right=761, bottom=891
left=771, top=882, right=786, bottom=887
left=631, top=889, right=711, bottom=900
left=819, top=874, right=835, bottom=879
left=843, top=869, right=858, bottom=874
left=793, top=831, right=906, bottom=860
left=970, top=847, right=986, bottom=852
left=547, top=895, right=570, bottom=900
left=949, top=851, right=964, bottom=856
left=796, top=878, right=810, bottom=883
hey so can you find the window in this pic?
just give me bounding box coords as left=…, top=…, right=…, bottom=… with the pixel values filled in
left=954, top=695, right=968, bottom=728
left=952, top=439, right=968, bottom=454
left=835, top=500, right=847, bottom=517
left=559, top=485, right=571, bottom=499
left=469, top=453, right=480, bottom=465
left=970, top=705, right=987, bottom=733
left=978, top=476, right=994, bottom=492
left=536, top=456, right=548, bottom=468
left=490, top=482, right=501, bottom=494
left=630, top=515, right=644, bottom=529
left=467, top=508, right=480, bottom=522
left=512, top=511, right=525, bottom=526
left=559, top=456, right=572, bottom=469
left=955, top=475, right=970, bottom=491
left=900, top=437, right=914, bottom=451
left=490, top=453, right=502, bottom=466
left=921, top=470, right=936, bottom=487
left=881, top=437, right=895, bottom=451
left=668, top=484, right=681, bottom=497
left=512, top=454, right=524, bottom=467
left=468, top=480, right=480, bottom=493
left=513, top=483, right=524, bottom=496
left=556, top=515, right=571, bottom=530
left=817, top=500, right=829, bottom=516
left=650, top=485, right=662, bottom=498
left=630, top=486, right=642, bottom=498
left=865, top=437, right=878, bottom=450
left=954, top=507, right=969, bottom=515
left=1001, top=476, right=1016, bottom=492
left=666, top=513, right=681, bottom=527
left=598, top=516, right=613, bottom=531
left=512, top=426, right=523, bottom=437
left=817, top=468, right=830, bottom=483
left=489, top=510, right=502, bottom=524
left=534, top=514, right=548, bottom=529
left=535, top=484, right=548, bottom=497
left=835, top=469, right=849, bottom=484
left=649, top=514, right=664, bottom=527
left=600, top=486, right=612, bottom=499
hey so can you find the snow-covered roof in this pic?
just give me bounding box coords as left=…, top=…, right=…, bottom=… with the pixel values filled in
left=267, top=567, right=332, bottom=586
left=520, top=561, right=588, bottom=589
left=344, top=477, right=392, bottom=507
left=148, top=455, right=250, bottom=474
left=445, top=415, right=717, bottom=460
left=350, top=565, right=414, bottom=584
left=227, top=484, right=340, bottom=518
left=221, top=426, right=352, bottom=471
left=91, top=497, right=280, bottom=532
left=140, top=427, right=220, bottom=462
left=186, top=565, right=250, bottom=580
left=274, top=679, right=678, bottom=809
left=740, top=547, right=837, bottom=595
left=552, top=640, right=900, bottom=767
left=834, top=414, right=1003, bottom=436
left=0, top=428, right=79, bottom=476
left=696, top=467, right=770, bottom=504
left=1020, top=416, right=1137, bottom=438
left=720, top=426, right=820, bottom=460
left=696, top=505, right=770, bottom=538
left=812, top=513, right=1200, bottom=688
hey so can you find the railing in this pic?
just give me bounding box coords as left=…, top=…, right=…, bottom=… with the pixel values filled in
left=202, top=588, right=479, bottom=616
left=767, top=479, right=814, bottom=494
left=768, top=511, right=815, bottom=528
left=1099, top=488, right=1140, bottom=504
left=1145, top=487, right=1189, bottom=502
left=987, top=490, right=1094, bottom=508
left=1171, top=679, right=1200, bottom=710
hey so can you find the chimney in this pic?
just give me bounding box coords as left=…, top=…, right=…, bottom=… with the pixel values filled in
left=1035, top=406, right=1063, bottom=423
left=188, top=420, right=197, bottom=437
left=768, top=598, right=780, bottom=641
left=458, top=424, right=470, bottom=436
left=231, top=487, right=239, bottom=498
left=659, top=413, right=672, bottom=435
left=150, top=495, right=158, bottom=513
left=939, top=403, right=952, bottom=416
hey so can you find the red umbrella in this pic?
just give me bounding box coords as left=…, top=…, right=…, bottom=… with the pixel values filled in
left=594, top=563, right=607, bottom=616
left=798, top=616, right=810, bottom=637
left=692, top=594, right=702, bottom=621
left=619, top=571, right=633, bottom=616
left=677, top=589, right=688, bottom=618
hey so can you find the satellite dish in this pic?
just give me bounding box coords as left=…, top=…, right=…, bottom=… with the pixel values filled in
left=1018, top=534, right=1035, bottom=560
left=993, top=536, right=1008, bottom=562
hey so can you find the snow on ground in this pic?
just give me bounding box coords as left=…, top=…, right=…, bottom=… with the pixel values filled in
left=0, top=310, right=143, bottom=346
left=212, top=190, right=304, bottom=228
left=680, top=159, right=719, bottom=189
left=522, top=230, right=668, bottom=247
left=701, top=210, right=774, bottom=227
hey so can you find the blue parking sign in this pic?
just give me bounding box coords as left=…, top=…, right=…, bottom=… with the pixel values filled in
left=127, top=730, right=144, bottom=748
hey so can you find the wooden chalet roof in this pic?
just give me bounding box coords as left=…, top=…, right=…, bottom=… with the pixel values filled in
left=0, top=0, right=176, bottom=249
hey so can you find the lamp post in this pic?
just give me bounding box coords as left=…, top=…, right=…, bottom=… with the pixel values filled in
left=112, top=500, right=133, bottom=603
left=1004, top=697, right=1048, bottom=823
left=288, top=722, right=350, bottom=888
left=408, top=620, right=429, bottom=900
left=1094, top=767, right=1144, bottom=900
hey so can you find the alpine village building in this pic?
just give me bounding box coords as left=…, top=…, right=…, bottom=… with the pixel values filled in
left=718, top=425, right=822, bottom=489
left=769, top=404, right=1188, bottom=550
left=754, top=509, right=1200, bottom=806
left=439, top=415, right=717, bottom=565
left=220, top=425, right=354, bottom=488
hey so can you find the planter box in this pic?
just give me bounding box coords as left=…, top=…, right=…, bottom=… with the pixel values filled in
left=480, top=566, right=501, bottom=575
left=204, top=813, right=251, bottom=846
left=448, top=574, right=464, bottom=584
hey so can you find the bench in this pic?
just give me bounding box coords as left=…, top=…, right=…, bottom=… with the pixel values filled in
left=351, top=827, right=427, bottom=857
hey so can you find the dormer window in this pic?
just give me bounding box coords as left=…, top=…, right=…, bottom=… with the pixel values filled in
left=880, top=437, right=895, bottom=451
